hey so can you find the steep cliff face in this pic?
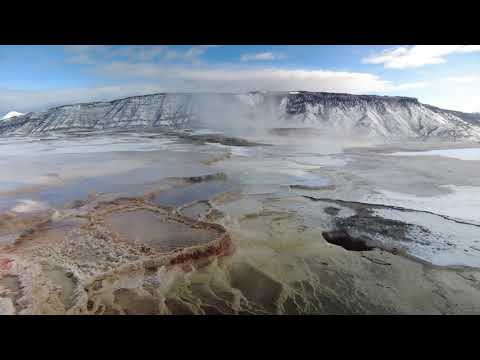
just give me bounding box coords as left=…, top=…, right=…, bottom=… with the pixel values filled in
left=0, top=94, right=195, bottom=134
left=425, top=105, right=480, bottom=126
left=273, top=92, right=480, bottom=140
left=1, top=91, right=479, bottom=141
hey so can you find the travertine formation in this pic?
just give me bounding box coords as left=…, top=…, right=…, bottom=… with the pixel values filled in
left=0, top=195, right=233, bottom=315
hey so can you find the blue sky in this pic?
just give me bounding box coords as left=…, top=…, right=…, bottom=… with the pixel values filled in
left=0, top=45, right=479, bottom=114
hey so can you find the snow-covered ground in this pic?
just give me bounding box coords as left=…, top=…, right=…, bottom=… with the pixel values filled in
left=0, top=134, right=175, bottom=156
left=204, top=142, right=253, bottom=157
left=187, top=128, right=224, bottom=136
left=373, top=208, right=480, bottom=268
left=291, top=155, right=350, bottom=167
left=390, top=148, right=480, bottom=161
left=364, top=186, right=480, bottom=224
left=10, top=199, right=50, bottom=213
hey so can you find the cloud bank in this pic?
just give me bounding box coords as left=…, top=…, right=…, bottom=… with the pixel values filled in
left=0, top=64, right=429, bottom=115
left=240, top=52, right=285, bottom=61
left=447, top=75, right=480, bottom=84
left=363, top=45, right=480, bottom=69
left=2, top=45, right=478, bottom=115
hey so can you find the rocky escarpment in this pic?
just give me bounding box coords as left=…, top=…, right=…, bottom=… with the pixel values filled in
left=1, top=91, right=480, bottom=141
left=275, top=92, right=480, bottom=140
left=0, top=94, right=195, bottom=135
left=425, top=105, right=480, bottom=126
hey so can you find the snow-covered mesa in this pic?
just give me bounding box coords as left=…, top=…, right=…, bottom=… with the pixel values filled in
left=1, top=92, right=480, bottom=141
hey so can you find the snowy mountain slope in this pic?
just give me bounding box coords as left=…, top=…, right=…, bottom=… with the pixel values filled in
left=274, top=92, right=480, bottom=140
left=424, top=105, right=480, bottom=126
left=0, top=91, right=479, bottom=141
left=1, top=111, right=25, bottom=120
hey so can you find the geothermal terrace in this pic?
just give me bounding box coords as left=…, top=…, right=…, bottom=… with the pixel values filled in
left=1, top=130, right=480, bottom=314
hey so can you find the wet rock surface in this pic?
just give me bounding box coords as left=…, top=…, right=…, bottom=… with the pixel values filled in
left=0, top=275, right=24, bottom=314
left=290, top=184, right=336, bottom=191
left=322, top=231, right=374, bottom=251
left=323, top=206, right=340, bottom=216
left=178, top=201, right=212, bottom=221
left=303, top=195, right=480, bottom=265
left=152, top=177, right=236, bottom=207
left=341, top=215, right=419, bottom=240
left=104, top=210, right=218, bottom=252
left=269, top=128, right=324, bottom=137
left=177, top=133, right=269, bottom=147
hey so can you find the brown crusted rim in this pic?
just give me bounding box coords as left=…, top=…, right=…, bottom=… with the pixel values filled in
left=73, top=200, right=234, bottom=314
left=1, top=197, right=235, bottom=314
left=85, top=197, right=234, bottom=266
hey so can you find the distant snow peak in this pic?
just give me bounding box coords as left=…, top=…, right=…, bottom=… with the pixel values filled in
left=1, top=111, right=24, bottom=120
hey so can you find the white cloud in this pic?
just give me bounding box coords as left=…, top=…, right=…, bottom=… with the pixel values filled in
left=107, top=46, right=167, bottom=62
left=363, top=45, right=480, bottom=69
left=389, top=81, right=430, bottom=91
left=148, top=45, right=219, bottom=63
left=165, top=46, right=214, bottom=63
left=64, top=45, right=109, bottom=64
left=165, top=50, right=180, bottom=60
left=164, top=48, right=201, bottom=61
left=240, top=52, right=285, bottom=61
left=0, top=84, right=167, bottom=115
left=63, top=45, right=217, bottom=64
left=66, top=53, right=95, bottom=64
left=64, top=45, right=106, bottom=53
left=447, top=75, right=480, bottom=84
left=0, top=62, right=437, bottom=115
left=98, top=63, right=396, bottom=93
left=184, top=45, right=217, bottom=60
left=424, top=94, right=480, bottom=113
